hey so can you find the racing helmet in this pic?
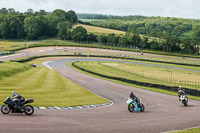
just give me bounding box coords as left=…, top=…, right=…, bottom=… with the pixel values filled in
left=130, top=92, right=135, bottom=98
left=12, top=91, right=18, bottom=97
left=178, top=86, right=182, bottom=90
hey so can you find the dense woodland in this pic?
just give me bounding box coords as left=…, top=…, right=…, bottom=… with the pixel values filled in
left=0, top=8, right=78, bottom=40
left=0, top=8, right=199, bottom=54
left=85, top=15, right=200, bottom=54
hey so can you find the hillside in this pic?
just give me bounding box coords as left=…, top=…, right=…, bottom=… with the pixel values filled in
left=74, top=24, right=125, bottom=35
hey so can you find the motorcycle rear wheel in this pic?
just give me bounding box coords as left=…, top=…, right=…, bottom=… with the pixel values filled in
left=128, top=104, right=135, bottom=112
left=1, top=105, right=10, bottom=114
left=24, top=105, right=34, bottom=115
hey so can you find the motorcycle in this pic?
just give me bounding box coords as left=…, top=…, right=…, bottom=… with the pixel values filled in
left=1, top=96, right=34, bottom=115
left=179, top=94, right=188, bottom=107
left=126, top=98, right=145, bottom=112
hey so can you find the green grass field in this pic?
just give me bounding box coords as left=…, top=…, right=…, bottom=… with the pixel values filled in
left=72, top=61, right=200, bottom=90
left=0, top=62, right=108, bottom=107
left=0, top=40, right=26, bottom=51
left=173, top=128, right=200, bottom=133
left=74, top=24, right=126, bottom=35
left=67, top=61, right=200, bottom=101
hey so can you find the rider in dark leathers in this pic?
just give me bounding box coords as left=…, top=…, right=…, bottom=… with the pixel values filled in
left=130, top=92, right=141, bottom=107
left=12, top=91, right=25, bottom=109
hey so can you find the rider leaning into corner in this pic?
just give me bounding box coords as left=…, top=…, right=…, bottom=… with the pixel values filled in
left=178, top=86, right=186, bottom=100
left=12, top=91, right=25, bottom=110
left=130, top=92, right=141, bottom=107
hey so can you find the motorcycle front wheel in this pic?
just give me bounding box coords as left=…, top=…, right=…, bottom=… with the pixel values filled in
left=128, top=104, right=135, bottom=112
left=182, top=100, right=188, bottom=107
left=140, top=103, right=145, bottom=112
left=24, top=105, right=34, bottom=115
left=1, top=105, right=10, bottom=114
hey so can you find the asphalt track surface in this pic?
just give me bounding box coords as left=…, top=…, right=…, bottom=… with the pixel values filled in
left=0, top=47, right=200, bottom=133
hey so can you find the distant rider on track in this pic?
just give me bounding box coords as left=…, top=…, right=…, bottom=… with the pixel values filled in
left=178, top=86, right=185, bottom=100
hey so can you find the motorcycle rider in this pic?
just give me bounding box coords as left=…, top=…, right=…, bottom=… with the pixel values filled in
left=130, top=92, right=141, bottom=107
left=178, top=86, right=186, bottom=100
left=12, top=91, right=25, bottom=110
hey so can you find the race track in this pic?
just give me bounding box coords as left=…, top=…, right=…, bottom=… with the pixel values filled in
left=0, top=47, right=200, bottom=133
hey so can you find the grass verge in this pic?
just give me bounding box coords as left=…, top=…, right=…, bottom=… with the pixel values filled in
left=0, top=62, right=108, bottom=107
left=172, top=128, right=200, bottom=133
left=72, top=61, right=200, bottom=89
left=67, top=62, right=200, bottom=101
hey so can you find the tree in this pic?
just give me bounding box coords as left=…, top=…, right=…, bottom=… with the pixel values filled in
left=97, top=35, right=107, bottom=43
left=24, top=17, right=41, bottom=40
left=35, top=10, right=48, bottom=16
left=192, top=25, right=200, bottom=54
left=71, top=26, right=87, bottom=41
left=24, top=9, right=34, bottom=17
left=0, top=14, right=25, bottom=39
left=57, top=21, right=72, bottom=40
left=127, top=33, right=141, bottom=47
left=118, top=36, right=128, bottom=45
left=52, top=9, right=67, bottom=21
left=181, top=37, right=195, bottom=54
left=86, top=33, right=97, bottom=42
left=0, top=8, right=8, bottom=14
left=66, top=10, right=78, bottom=23
left=140, top=37, right=150, bottom=49
left=107, top=33, right=118, bottom=44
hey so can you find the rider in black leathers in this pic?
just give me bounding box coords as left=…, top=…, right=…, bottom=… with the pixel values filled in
left=130, top=92, right=141, bottom=107
left=12, top=91, right=25, bottom=109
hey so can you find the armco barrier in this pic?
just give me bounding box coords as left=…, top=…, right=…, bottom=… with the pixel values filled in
left=72, top=61, right=200, bottom=97
left=0, top=51, right=15, bottom=56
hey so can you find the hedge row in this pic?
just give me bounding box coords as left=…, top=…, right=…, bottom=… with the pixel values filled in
left=72, top=61, right=200, bottom=97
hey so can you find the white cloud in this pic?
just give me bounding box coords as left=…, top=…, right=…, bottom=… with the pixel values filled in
left=0, top=0, right=199, bottom=19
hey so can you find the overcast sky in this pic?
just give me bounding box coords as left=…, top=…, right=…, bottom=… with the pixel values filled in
left=0, top=0, right=199, bottom=19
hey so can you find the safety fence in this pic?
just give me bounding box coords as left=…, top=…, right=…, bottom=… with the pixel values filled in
left=72, top=61, right=200, bottom=97
left=102, top=62, right=200, bottom=88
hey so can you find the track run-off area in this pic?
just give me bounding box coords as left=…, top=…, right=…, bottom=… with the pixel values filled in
left=0, top=47, right=200, bottom=133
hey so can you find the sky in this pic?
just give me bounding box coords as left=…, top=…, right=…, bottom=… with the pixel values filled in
left=0, top=0, right=199, bottom=19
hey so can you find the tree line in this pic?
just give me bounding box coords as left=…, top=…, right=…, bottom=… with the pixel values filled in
left=0, top=8, right=162, bottom=53
left=89, top=16, right=200, bottom=54
left=1, top=8, right=199, bottom=54
left=0, top=8, right=78, bottom=40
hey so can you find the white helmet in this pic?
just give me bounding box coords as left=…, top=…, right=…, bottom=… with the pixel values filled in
left=12, top=91, right=18, bottom=97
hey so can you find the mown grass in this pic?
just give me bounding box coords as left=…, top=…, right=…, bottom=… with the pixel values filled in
left=173, top=128, right=200, bottom=133
left=67, top=62, right=200, bottom=101
left=0, top=62, right=108, bottom=107
left=73, top=24, right=126, bottom=35
left=126, top=59, right=200, bottom=71
left=101, top=62, right=200, bottom=84
left=0, top=40, right=26, bottom=51
left=0, top=62, right=32, bottom=79
left=72, top=61, right=200, bottom=89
